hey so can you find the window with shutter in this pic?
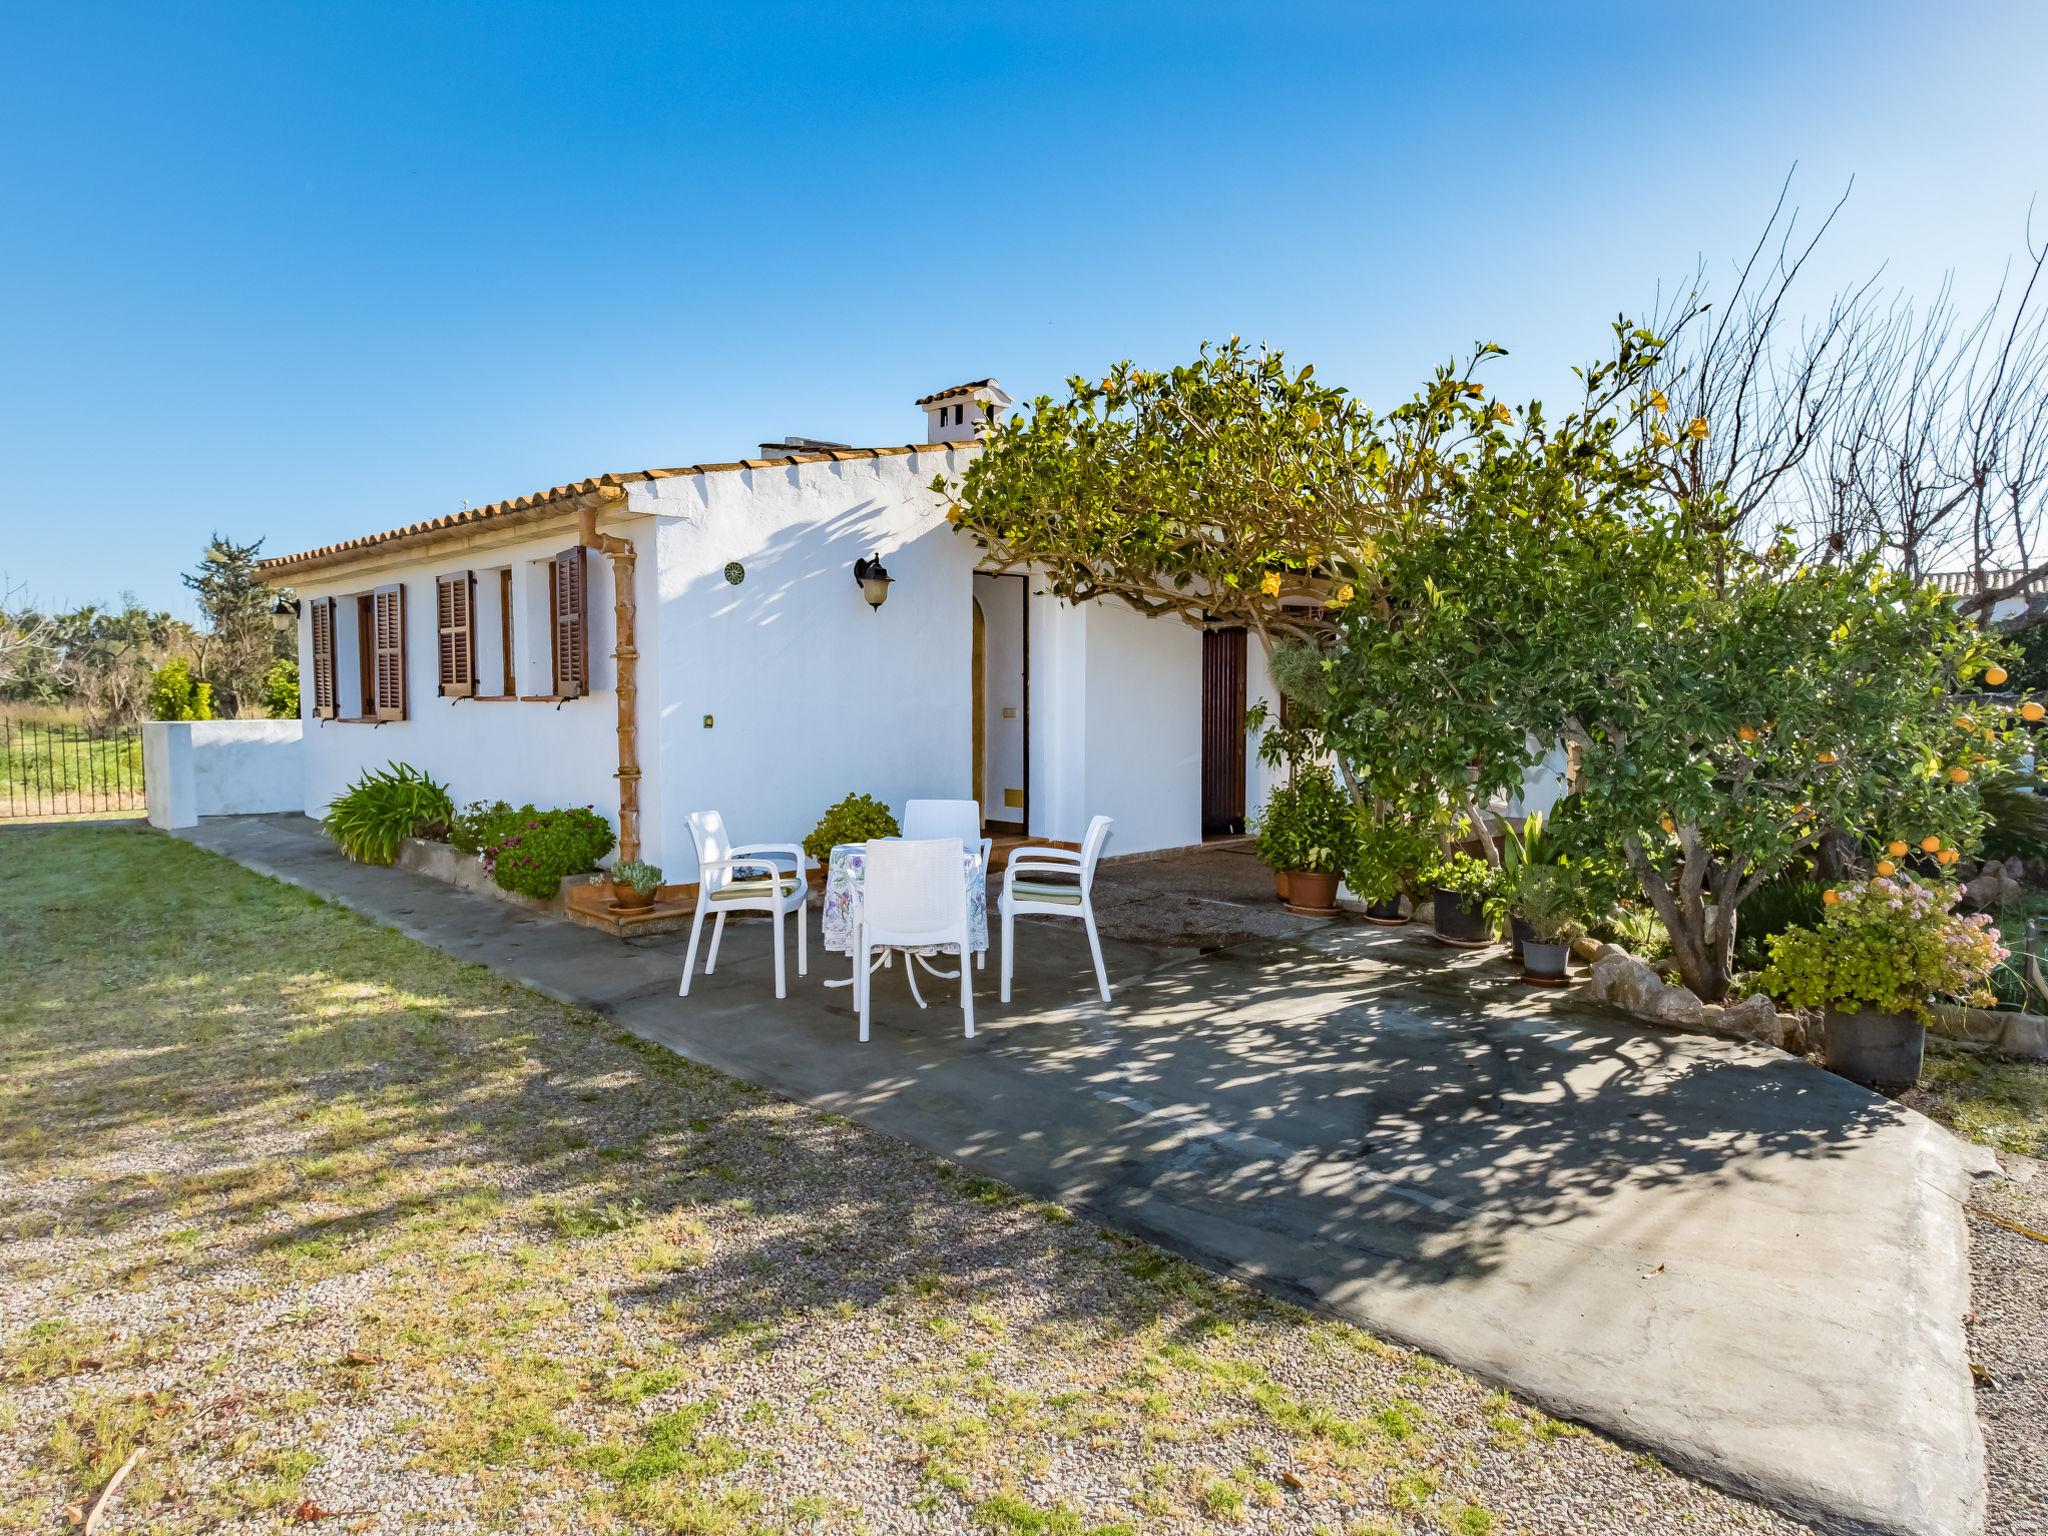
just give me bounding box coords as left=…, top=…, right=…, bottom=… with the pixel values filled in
left=310, top=598, right=337, bottom=719
left=552, top=546, right=588, bottom=698
left=436, top=572, right=476, bottom=697
left=372, top=584, right=408, bottom=720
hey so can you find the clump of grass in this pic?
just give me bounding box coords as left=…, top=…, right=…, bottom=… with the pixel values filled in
left=1917, top=1044, right=2048, bottom=1158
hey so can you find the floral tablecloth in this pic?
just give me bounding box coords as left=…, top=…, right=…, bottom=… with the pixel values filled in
left=820, top=842, right=989, bottom=957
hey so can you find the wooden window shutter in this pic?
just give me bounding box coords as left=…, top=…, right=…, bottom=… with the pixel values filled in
left=310, top=598, right=337, bottom=719
left=552, top=546, right=588, bottom=698
left=436, top=572, right=476, bottom=697
left=372, top=584, right=408, bottom=720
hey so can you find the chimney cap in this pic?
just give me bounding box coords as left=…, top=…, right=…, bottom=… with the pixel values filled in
left=915, top=379, right=1011, bottom=407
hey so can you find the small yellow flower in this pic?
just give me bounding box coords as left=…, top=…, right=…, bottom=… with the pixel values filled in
left=1649, top=389, right=1669, bottom=414
left=1324, top=583, right=1355, bottom=608
left=1260, top=572, right=1283, bottom=598
left=1491, top=402, right=1512, bottom=425
left=1687, top=416, right=1710, bottom=441
left=1463, top=382, right=1485, bottom=398
left=1303, top=409, right=1323, bottom=430
left=1653, top=429, right=1672, bottom=448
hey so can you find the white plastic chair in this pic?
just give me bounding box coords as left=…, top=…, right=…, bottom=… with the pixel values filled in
left=902, top=799, right=994, bottom=969
left=678, top=809, right=808, bottom=1000
left=856, top=837, right=974, bottom=1042
left=999, top=815, right=1114, bottom=1005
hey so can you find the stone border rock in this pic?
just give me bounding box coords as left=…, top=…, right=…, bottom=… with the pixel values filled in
left=1583, top=946, right=1805, bottom=1052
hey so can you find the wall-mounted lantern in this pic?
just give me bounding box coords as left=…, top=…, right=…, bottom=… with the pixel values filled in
left=854, top=554, right=892, bottom=611
left=269, top=594, right=300, bottom=633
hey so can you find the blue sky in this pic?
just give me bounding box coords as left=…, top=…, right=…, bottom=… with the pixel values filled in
left=4, top=1, right=2045, bottom=617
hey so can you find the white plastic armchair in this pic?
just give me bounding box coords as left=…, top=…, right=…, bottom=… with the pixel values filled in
left=999, top=815, right=1113, bottom=1004
left=902, top=799, right=994, bottom=968
left=856, top=837, right=974, bottom=1042
left=679, top=809, right=808, bottom=1000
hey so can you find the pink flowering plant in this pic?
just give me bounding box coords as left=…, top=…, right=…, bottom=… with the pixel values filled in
left=1758, top=874, right=2008, bottom=1023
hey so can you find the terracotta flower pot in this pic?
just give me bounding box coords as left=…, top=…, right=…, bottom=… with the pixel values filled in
left=1274, top=868, right=1291, bottom=903
left=1822, top=1009, right=1925, bottom=1089
left=1284, top=869, right=1340, bottom=915
left=609, top=879, right=656, bottom=911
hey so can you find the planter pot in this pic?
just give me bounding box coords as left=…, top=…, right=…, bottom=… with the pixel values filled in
left=1522, top=939, right=1572, bottom=982
left=1822, top=1009, right=1926, bottom=1089
left=1364, top=896, right=1407, bottom=925
left=609, top=880, right=656, bottom=912
left=1284, top=869, right=1340, bottom=916
left=1509, top=914, right=1533, bottom=960
left=1432, top=887, right=1492, bottom=947
left=1274, top=868, right=1291, bottom=903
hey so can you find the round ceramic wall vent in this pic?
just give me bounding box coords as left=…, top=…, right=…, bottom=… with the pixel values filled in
left=723, top=562, right=745, bottom=586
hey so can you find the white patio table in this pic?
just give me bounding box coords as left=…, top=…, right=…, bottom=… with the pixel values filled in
left=819, top=841, right=990, bottom=997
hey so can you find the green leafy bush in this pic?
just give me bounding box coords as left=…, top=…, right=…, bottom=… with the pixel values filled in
left=323, top=763, right=455, bottom=865
left=1514, top=863, right=1589, bottom=944
left=1347, top=817, right=1435, bottom=905
left=1732, top=876, right=1828, bottom=972
left=1760, top=874, right=2008, bottom=1022
left=148, top=658, right=213, bottom=721
left=1979, top=780, right=2048, bottom=867
left=490, top=806, right=616, bottom=899
left=610, top=858, right=663, bottom=892
left=452, top=799, right=526, bottom=857
left=262, top=657, right=300, bottom=719
left=803, top=793, right=899, bottom=864
left=1250, top=765, right=1356, bottom=874
left=1426, top=851, right=1504, bottom=900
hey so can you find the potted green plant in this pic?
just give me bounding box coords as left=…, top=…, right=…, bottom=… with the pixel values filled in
left=1348, top=817, right=1433, bottom=925
left=1513, top=863, right=1586, bottom=982
left=803, top=792, right=901, bottom=890
left=1267, top=766, right=1356, bottom=916
left=1760, top=873, right=2008, bottom=1087
left=608, top=858, right=664, bottom=912
left=1428, top=851, right=1503, bottom=948
left=1499, top=811, right=1551, bottom=957
left=1249, top=775, right=1303, bottom=902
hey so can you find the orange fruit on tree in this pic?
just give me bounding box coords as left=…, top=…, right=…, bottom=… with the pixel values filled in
left=1955, top=715, right=1973, bottom=729
left=1939, top=849, right=1960, bottom=865
left=1822, top=888, right=1842, bottom=905
left=1921, top=835, right=1942, bottom=853
left=1887, top=840, right=1908, bottom=857
left=2024, top=701, right=2046, bottom=722
left=1817, top=750, right=1838, bottom=764
left=1876, top=859, right=1897, bottom=876
left=1737, top=724, right=1759, bottom=742
left=1950, top=766, right=1971, bottom=783
left=1659, top=816, right=1675, bottom=833
left=1986, top=665, right=2010, bottom=686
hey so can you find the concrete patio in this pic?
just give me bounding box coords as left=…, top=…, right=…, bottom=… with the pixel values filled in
left=176, top=814, right=1995, bottom=1536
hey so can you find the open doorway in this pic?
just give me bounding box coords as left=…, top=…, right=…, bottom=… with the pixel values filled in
left=972, top=572, right=1028, bottom=832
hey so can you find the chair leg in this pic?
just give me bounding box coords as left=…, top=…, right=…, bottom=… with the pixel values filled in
left=680, top=899, right=708, bottom=996
left=961, top=939, right=975, bottom=1038
left=772, top=902, right=787, bottom=1000
left=706, top=912, right=727, bottom=973
left=976, top=947, right=985, bottom=971
left=1083, top=906, right=1110, bottom=1003
left=797, top=896, right=808, bottom=977
left=857, top=934, right=872, bottom=1042
left=1000, top=904, right=1015, bottom=1004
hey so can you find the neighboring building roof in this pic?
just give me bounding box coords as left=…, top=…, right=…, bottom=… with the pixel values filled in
left=260, top=442, right=959, bottom=579
left=915, top=379, right=1003, bottom=406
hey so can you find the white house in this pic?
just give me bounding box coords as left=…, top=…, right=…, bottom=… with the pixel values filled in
left=260, top=380, right=1282, bottom=883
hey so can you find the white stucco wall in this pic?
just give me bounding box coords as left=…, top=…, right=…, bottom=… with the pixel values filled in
left=144, top=719, right=304, bottom=829
left=290, top=517, right=659, bottom=864
left=636, top=448, right=980, bottom=883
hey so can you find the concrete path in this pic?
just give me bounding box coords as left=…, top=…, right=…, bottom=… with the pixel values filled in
left=176, top=815, right=1994, bottom=1536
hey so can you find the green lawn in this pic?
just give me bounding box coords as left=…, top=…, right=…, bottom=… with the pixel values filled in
left=0, top=827, right=1808, bottom=1535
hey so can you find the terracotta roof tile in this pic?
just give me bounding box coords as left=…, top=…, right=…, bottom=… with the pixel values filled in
left=914, top=379, right=997, bottom=406
left=259, top=443, right=956, bottom=577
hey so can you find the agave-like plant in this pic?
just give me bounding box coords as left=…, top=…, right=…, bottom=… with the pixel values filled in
left=322, top=762, right=455, bottom=865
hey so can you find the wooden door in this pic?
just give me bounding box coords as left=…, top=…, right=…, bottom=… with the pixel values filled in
left=1201, top=628, right=1247, bottom=836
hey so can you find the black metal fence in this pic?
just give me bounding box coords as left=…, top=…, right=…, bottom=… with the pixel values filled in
left=0, top=715, right=147, bottom=819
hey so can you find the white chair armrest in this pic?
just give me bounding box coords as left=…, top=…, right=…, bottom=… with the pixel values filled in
left=1013, top=844, right=1084, bottom=863
left=700, top=855, right=793, bottom=880
left=1004, top=859, right=1087, bottom=894
left=729, top=842, right=805, bottom=866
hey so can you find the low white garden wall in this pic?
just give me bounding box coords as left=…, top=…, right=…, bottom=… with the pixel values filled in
left=144, top=720, right=304, bottom=830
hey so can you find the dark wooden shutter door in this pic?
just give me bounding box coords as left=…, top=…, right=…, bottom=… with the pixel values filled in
left=553, top=546, right=588, bottom=698
left=310, top=598, right=337, bottom=719
left=372, top=584, right=407, bottom=720
left=1201, top=628, right=1248, bottom=836
left=437, top=573, right=476, bottom=697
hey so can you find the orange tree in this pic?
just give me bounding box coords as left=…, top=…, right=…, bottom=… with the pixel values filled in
left=1309, top=324, right=2030, bottom=999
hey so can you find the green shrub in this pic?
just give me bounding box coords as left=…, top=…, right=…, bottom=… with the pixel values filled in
left=803, top=793, right=899, bottom=864
left=451, top=799, right=526, bottom=857
left=148, top=658, right=214, bottom=721
left=323, top=763, right=455, bottom=865
left=1514, top=863, right=1589, bottom=944
left=1979, top=780, right=2048, bottom=867
left=261, top=657, right=300, bottom=719
left=1250, top=765, right=1355, bottom=874
left=490, top=806, right=616, bottom=899
left=1426, top=850, right=1504, bottom=900
left=1347, top=817, right=1435, bottom=905
left=1732, top=876, right=1828, bottom=972
left=1760, top=874, right=2008, bottom=1022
